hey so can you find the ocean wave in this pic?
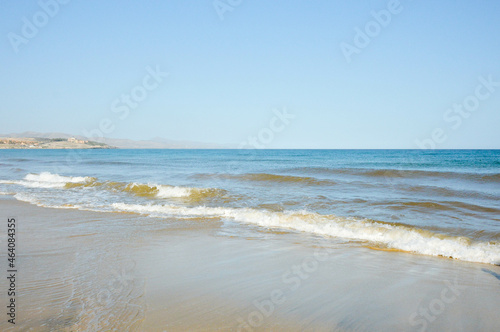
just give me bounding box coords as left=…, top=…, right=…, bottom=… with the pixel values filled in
left=64, top=177, right=226, bottom=201
left=288, top=167, right=500, bottom=183
left=483, top=173, right=500, bottom=182
left=3, top=172, right=226, bottom=201
left=241, top=173, right=333, bottom=185
left=7, top=158, right=32, bottom=162
left=0, top=172, right=95, bottom=188
left=111, top=202, right=500, bottom=265
left=401, top=184, right=497, bottom=200
left=13, top=193, right=40, bottom=205
left=377, top=200, right=500, bottom=214
left=14, top=193, right=82, bottom=209
left=123, top=182, right=226, bottom=200
left=82, top=161, right=139, bottom=166
left=197, top=173, right=334, bottom=186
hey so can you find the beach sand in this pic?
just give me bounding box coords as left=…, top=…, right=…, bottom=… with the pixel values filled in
left=1, top=197, right=499, bottom=331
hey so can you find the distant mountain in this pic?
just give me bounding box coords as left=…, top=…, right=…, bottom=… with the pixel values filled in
left=0, top=132, right=228, bottom=149
left=4, top=132, right=76, bottom=139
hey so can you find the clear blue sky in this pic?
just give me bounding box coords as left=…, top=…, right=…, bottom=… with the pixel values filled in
left=1, top=0, right=499, bottom=148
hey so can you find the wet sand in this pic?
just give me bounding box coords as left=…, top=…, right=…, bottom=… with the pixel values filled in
left=0, top=197, right=499, bottom=331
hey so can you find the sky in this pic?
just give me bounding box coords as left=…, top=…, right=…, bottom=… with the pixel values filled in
left=0, top=0, right=499, bottom=148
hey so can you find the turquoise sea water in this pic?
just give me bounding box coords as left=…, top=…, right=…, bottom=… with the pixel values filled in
left=1, top=149, right=499, bottom=264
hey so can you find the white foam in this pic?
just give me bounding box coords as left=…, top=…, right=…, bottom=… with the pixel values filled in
left=124, top=183, right=198, bottom=198
left=14, top=193, right=41, bottom=205
left=2, top=172, right=93, bottom=189
left=156, top=185, right=193, bottom=198
left=14, top=193, right=82, bottom=210
left=111, top=202, right=500, bottom=265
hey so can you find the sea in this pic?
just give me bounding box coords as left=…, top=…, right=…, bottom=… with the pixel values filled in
left=1, top=149, right=499, bottom=265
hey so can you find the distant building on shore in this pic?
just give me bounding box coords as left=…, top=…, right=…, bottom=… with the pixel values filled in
left=0, top=138, right=39, bottom=146
left=68, top=137, right=88, bottom=144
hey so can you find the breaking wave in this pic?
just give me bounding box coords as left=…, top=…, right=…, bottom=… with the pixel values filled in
left=2, top=172, right=225, bottom=201
left=5, top=172, right=500, bottom=265
left=0, top=172, right=95, bottom=188
left=110, top=202, right=500, bottom=265
left=123, top=182, right=225, bottom=200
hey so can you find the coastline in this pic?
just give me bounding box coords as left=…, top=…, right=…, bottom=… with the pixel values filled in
left=1, top=196, right=499, bottom=331
left=0, top=137, right=114, bottom=149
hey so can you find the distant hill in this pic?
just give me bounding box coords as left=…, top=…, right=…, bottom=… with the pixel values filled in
left=0, top=136, right=114, bottom=149
left=0, top=132, right=227, bottom=149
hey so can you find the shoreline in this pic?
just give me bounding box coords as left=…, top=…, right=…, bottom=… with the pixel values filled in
left=0, top=196, right=499, bottom=331
left=0, top=137, right=114, bottom=149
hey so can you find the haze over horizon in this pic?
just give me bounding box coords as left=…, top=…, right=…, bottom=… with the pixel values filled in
left=1, top=0, right=499, bottom=149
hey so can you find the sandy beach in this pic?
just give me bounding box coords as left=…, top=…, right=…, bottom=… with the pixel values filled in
left=1, top=196, right=499, bottom=331
left=3, top=0, right=499, bottom=329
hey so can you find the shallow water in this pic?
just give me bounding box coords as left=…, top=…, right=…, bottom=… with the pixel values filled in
left=1, top=149, right=499, bottom=264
